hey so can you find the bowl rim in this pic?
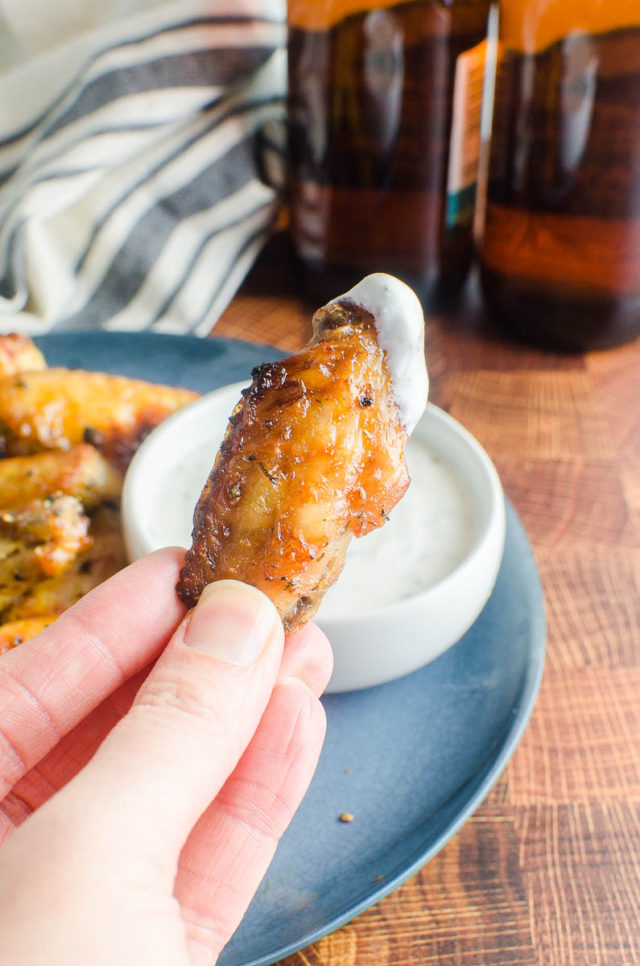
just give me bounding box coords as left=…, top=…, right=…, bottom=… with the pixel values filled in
left=319, top=401, right=505, bottom=626
left=122, top=381, right=506, bottom=623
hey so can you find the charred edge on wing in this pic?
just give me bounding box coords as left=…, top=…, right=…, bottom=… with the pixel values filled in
left=250, top=361, right=289, bottom=391
left=312, top=298, right=376, bottom=336
left=247, top=361, right=307, bottom=411
left=283, top=593, right=315, bottom=630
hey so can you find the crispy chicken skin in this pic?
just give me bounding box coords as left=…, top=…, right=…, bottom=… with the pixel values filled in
left=177, top=298, right=410, bottom=630
left=2, top=505, right=126, bottom=624
left=0, top=616, right=57, bottom=655
left=0, top=369, right=198, bottom=469
left=0, top=334, right=46, bottom=377
left=0, top=445, right=121, bottom=509
left=0, top=344, right=197, bottom=647
left=0, top=495, right=92, bottom=583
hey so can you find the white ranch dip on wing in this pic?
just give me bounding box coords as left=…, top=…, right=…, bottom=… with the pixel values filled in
left=331, top=272, right=428, bottom=434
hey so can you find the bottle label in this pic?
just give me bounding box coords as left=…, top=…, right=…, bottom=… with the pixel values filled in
left=446, top=39, right=487, bottom=229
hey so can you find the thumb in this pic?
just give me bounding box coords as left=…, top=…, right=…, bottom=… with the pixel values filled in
left=59, top=579, right=285, bottom=871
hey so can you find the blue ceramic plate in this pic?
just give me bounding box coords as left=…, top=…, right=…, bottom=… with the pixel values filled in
left=37, top=331, right=546, bottom=966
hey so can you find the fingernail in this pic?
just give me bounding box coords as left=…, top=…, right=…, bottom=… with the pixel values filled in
left=184, top=580, right=281, bottom=664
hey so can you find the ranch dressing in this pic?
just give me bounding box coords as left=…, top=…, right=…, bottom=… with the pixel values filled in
left=331, top=273, right=428, bottom=434
left=149, top=441, right=214, bottom=550
left=319, top=436, right=475, bottom=617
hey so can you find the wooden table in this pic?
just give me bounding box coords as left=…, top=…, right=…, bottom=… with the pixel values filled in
left=215, top=235, right=640, bottom=966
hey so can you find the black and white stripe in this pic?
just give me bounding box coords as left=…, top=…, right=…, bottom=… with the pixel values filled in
left=0, top=0, right=286, bottom=335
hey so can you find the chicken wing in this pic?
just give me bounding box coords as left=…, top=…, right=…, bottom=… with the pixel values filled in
left=2, top=505, right=126, bottom=623
left=177, top=295, right=417, bottom=630
left=0, top=334, right=46, bottom=377
left=0, top=369, right=198, bottom=469
left=0, top=445, right=121, bottom=509
left=0, top=615, right=57, bottom=655
left=0, top=495, right=92, bottom=620
left=0, top=350, right=197, bottom=646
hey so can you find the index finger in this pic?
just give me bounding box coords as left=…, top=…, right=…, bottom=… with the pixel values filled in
left=0, top=547, right=186, bottom=800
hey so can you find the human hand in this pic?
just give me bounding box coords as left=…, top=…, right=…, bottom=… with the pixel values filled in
left=0, top=548, right=332, bottom=965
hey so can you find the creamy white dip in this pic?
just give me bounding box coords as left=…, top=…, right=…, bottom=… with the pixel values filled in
left=320, top=436, right=475, bottom=617
left=152, top=433, right=474, bottom=618
left=330, top=272, right=428, bottom=434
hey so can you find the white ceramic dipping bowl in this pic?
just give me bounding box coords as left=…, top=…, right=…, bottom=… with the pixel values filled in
left=122, top=382, right=506, bottom=693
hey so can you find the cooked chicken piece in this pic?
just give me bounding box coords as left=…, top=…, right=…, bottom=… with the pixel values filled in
left=0, top=615, right=57, bottom=655
left=0, top=495, right=92, bottom=616
left=0, top=369, right=198, bottom=469
left=177, top=298, right=413, bottom=630
left=2, top=505, right=126, bottom=623
left=0, top=445, right=122, bottom=509
left=0, top=334, right=46, bottom=377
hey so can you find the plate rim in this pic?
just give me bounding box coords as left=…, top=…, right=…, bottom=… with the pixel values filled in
left=34, top=329, right=284, bottom=363
left=33, top=330, right=546, bottom=966
left=238, top=502, right=546, bottom=966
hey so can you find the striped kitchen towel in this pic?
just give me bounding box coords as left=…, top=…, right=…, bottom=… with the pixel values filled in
left=0, top=0, right=286, bottom=336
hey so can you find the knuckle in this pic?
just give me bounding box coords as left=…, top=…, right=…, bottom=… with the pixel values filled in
left=220, top=778, right=290, bottom=842
left=134, top=672, right=237, bottom=745
left=0, top=666, right=62, bottom=794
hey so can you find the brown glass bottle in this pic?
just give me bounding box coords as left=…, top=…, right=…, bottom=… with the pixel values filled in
left=287, top=0, right=491, bottom=305
left=480, top=1, right=640, bottom=351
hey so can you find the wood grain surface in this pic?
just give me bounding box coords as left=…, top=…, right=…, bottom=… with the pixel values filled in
left=215, top=234, right=640, bottom=966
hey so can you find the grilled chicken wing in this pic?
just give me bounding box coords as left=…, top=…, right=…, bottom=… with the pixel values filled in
left=0, top=346, right=199, bottom=648
left=0, top=334, right=46, bottom=377
left=0, top=445, right=121, bottom=509
left=178, top=295, right=419, bottom=630
left=2, top=505, right=125, bottom=623
left=0, top=369, right=198, bottom=469
left=0, top=494, right=92, bottom=612
left=0, top=615, right=57, bottom=655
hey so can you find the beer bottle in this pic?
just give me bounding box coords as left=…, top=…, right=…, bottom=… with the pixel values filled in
left=287, top=0, right=492, bottom=306
left=480, top=0, right=640, bottom=350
